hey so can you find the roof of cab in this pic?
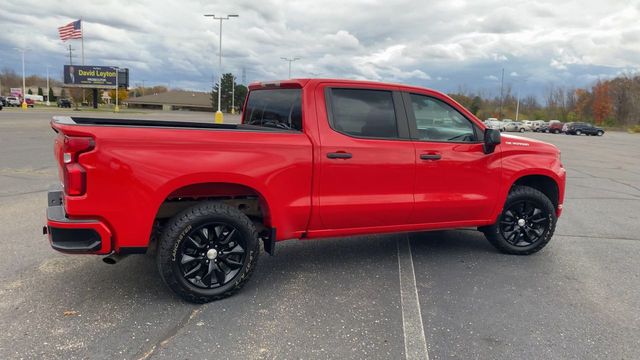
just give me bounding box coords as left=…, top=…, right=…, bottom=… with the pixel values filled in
left=248, top=78, right=441, bottom=95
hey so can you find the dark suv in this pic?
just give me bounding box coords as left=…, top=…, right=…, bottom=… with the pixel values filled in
left=57, top=98, right=72, bottom=108
left=564, top=122, right=604, bottom=136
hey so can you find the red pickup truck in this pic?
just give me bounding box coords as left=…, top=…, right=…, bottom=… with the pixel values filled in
left=45, top=79, right=565, bottom=303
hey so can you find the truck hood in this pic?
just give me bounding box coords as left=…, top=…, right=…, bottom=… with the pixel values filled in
left=500, top=134, right=560, bottom=154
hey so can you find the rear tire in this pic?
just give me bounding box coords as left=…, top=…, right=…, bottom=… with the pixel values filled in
left=576, top=130, right=582, bottom=135
left=519, top=128, right=525, bottom=132
left=480, top=186, right=556, bottom=255
left=597, top=130, right=603, bottom=136
left=157, top=202, right=260, bottom=303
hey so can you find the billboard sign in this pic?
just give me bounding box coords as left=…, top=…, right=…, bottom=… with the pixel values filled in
left=63, top=65, right=129, bottom=88
left=10, top=88, right=22, bottom=97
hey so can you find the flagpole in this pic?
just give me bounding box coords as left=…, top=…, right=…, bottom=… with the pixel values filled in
left=81, top=18, right=84, bottom=65
left=81, top=18, right=86, bottom=105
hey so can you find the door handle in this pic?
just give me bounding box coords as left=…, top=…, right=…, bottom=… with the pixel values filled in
left=327, top=152, right=352, bottom=159
left=420, top=153, right=441, bottom=161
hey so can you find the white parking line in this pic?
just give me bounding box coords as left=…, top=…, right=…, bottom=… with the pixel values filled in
left=397, top=235, right=429, bottom=360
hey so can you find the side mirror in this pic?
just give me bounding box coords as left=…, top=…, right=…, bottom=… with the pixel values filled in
left=483, top=128, right=501, bottom=154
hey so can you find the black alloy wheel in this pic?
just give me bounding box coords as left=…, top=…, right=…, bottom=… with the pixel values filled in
left=178, top=222, right=246, bottom=289
left=498, top=200, right=549, bottom=247
left=157, top=201, right=260, bottom=303
left=480, top=185, right=556, bottom=255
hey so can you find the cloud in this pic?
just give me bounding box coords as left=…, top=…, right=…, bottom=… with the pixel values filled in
left=0, top=0, right=637, bottom=97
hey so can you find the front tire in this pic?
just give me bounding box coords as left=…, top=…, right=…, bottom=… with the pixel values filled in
left=480, top=186, right=556, bottom=255
left=157, top=202, right=260, bottom=303
left=519, top=128, right=525, bottom=132
left=575, top=130, right=582, bottom=135
left=597, top=130, right=603, bottom=136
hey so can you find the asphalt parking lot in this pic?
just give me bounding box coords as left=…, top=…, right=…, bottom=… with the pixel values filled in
left=1, top=108, right=639, bottom=359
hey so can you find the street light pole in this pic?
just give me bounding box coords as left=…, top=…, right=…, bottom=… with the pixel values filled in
left=281, top=57, right=300, bottom=79
left=111, top=66, right=120, bottom=112
left=46, top=65, right=51, bottom=106
left=231, top=74, right=235, bottom=114
left=204, top=13, right=239, bottom=123
left=498, top=68, right=504, bottom=120
left=15, top=48, right=28, bottom=109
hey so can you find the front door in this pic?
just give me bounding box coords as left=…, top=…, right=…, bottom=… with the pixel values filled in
left=404, top=92, right=500, bottom=225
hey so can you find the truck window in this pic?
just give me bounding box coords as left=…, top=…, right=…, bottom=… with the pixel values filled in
left=329, top=89, right=398, bottom=138
left=244, top=89, right=302, bottom=131
left=409, top=94, right=477, bottom=142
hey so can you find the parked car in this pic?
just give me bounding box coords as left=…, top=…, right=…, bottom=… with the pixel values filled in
left=25, top=98, right=35, bottom=108
left=548, top=120, right=563, bottom=134
left=522, top=120, right=534, bottom=130
left=564, top=122, right=605, bottom=136
left=6, top=96, right=21, bottom=107
left=500, top=118, right=513, bottom=131
left=0, top=101, right=3, bottom=111
left=57, top=98, right=72, bottom=108
left=0, top=96, right=7, bottom=107
left=44, top=78, right=566, bottom=303
left=532, top=120, right=547, bottom=132
left=503, top=121, right=527, bottom=132
left=485, top=120, right=503, bottom=130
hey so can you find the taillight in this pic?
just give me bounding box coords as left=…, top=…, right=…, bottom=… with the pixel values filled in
left=62, top=136, right=94, bottom=196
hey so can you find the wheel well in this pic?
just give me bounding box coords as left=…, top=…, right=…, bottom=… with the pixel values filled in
left=154, top=182, right=271, bottom=230
left=513, top=175, right=559, bottom=208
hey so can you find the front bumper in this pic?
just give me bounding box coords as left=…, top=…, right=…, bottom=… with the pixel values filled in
left=45, top=190, right=112, bottom=254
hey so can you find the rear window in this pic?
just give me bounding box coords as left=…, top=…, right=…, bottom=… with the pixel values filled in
left=329, top=89, right=398, bottom=138
left=243, top=89, right=302, bottom=131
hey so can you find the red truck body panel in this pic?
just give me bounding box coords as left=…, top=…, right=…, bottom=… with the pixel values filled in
left=50, top=123, right=313, bottom=253
left=46, top=78, right=565, bottom=255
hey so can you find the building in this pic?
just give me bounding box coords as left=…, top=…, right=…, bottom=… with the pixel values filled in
left=126, top=90, right=214, bottom=111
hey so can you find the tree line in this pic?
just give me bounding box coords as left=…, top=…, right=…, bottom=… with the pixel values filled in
left=449, top=73, right=640, bottom=129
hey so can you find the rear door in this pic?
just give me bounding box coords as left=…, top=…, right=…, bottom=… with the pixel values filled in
left=311, top=84, right=415, bottom=230
left=404, top=92, right=500, bottom=224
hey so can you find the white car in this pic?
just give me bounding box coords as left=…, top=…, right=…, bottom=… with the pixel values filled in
left=484, top=120, right=503, bottom=130
left=6, top=96, right=21, bottom=106
left=530, top=120, right=546, bottom=132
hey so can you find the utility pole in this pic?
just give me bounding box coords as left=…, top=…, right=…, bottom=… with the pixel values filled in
left=141, top=79, right=146, bottom=96
left=281, top=57, right=300, bottom=79
left=204, top=13, right=239, bottom=123
left=498, top=68, right=504, bottom=120
left=515, top=94, right=520, bottom=121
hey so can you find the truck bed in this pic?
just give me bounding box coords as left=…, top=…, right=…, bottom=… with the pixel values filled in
left=52, top=116, right=294, bottom=133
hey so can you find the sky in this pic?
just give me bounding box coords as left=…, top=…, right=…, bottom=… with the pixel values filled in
left=1, top=0, right=639, bottom=97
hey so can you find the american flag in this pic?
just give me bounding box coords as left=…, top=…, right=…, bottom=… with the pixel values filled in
left=58, top=20, right=82, bottom=41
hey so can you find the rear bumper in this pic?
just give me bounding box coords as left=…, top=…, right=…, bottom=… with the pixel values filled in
left=45, top=190, right=112, bottom=254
